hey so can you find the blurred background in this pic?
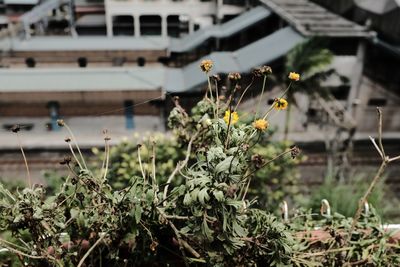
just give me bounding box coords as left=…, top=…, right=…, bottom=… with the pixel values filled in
left=0, top=0, right=399, bottom=219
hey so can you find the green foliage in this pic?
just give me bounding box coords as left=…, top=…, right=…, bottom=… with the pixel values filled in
left=305, top=175, right=385, bottom=218
left=0, top=66, right=398, bottom=266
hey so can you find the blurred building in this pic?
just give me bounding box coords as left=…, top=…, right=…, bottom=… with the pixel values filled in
left=0, top=0, right=399, bottom=180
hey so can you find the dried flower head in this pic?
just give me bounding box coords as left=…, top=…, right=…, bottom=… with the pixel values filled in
left=223, top=110, right=239, bottom=125
left=64, top=137, right=71, bottom=143
left=200, top=59, right=213, bottom=73
left=59, top=156, right=72, bottom=165
left=11, top=124, right=20, bottom=133
left=228, top=72, right=241, bottom=81
left=212, top=74, right=221, bottom=82
left=252, top=119, right=269, bottom=131
left=251, top=154, right=264, bottom=169
left=252, top=68, right=263, bottom=77
left=57, top=119, right=65, bottom=127
left=288, top=72, right=300, bottom=81
left=260, top=65, right=272, bottom=76
left=274, top=98, right=288, bottom=110
left=290, top=145, right=301, bottom=159
left=150, top=240, right=159, bottom=252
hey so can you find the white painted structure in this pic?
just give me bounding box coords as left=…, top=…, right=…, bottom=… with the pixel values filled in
left=104, top=0, right=245, bottom=37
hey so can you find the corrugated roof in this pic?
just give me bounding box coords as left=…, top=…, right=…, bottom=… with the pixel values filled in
left=0, top=68, right=164, bottom=92
left=260, top=0, right=375, bottom=37
left=0, top=36, right=169, bottom=51
left=166, top=27, right=305, bottom=92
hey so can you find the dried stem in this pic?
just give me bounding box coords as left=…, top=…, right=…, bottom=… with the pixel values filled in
left=241, top=148, right=294, bottom=200
left=137, top=145, right=147, bottom=184
left=163, top=133, right=198, bottom=202
left=103, top=138, right=110, bottom=181
left=64, top=123, right=88, bottom=170
left=234, top=77, right=254, bottom=112
left=77, top=233, right=107, bottom=267
left=348, top=108, right=400, bottom=241
left=254, top=75, right=267, bottom=119
left=16, top=133, right=32, bottom=188
left=67, top=142, right=83, bottom=170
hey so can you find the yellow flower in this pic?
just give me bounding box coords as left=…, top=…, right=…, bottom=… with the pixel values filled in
left=252, top=119, right=269, bottom=131
left=200, top=59, right=213, bottom=73
left=274, top=98, right=288, bottom=110
left=288, top=72, right=300, bottom=81
left=224, top=110, right=239, bottom=125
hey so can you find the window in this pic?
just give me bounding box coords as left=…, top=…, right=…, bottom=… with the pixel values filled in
left=367, top=98, right=387, bottom=107
left=167, top=15, right=189, bottom=37
left=112, top=15, right=134, bottom=36
left=140, top=15, right=162, bottom=36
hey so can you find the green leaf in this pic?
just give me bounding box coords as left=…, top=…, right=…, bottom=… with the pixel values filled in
left=134, top=206, right=142, bottom=224
left=213, top=190, right=225, bottom=202
left=215, top=156, right=234, bottom=174
left=183, top=192, right=192, bottom=206
left=198, top=188, right=210, bottom=205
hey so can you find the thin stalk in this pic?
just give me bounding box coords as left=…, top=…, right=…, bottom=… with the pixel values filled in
left=261, top=81, right=293, bottom=120
left=100, top=139, right=107, bottom=178
left=64, top=123, right=88, bottom=170
left=234, top=77, right=255, bottom=112
left=224, top=106, right=233, bottom=150
left=207, top=76, right=216, bottom=119
left=349, top=161, right=387, bottom=236
left=137, top=145, right=147, bottom=184
left=283, top=104, right=292, bottom=141
left=16, top=133, right=31, bottom=188
left=103, top=138, right=110, bottom=181
left=254, top=75, right=267, bottom=119
left=215, top=79, right=219, bottom=118
left=163, top=133, right=198, bottom=202
left=77, top=233, right=107, bottom=267
left=67, top=142, right=83, bottom=170
left=151, top=140, right=157, bottom=186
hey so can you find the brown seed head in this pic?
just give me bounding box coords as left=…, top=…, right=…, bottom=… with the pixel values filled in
left=57, top=119, right=65, bottom=127
left=290, top=145, right=301, bottom=159
left=11, top=124, right=20, bottom=133
left=228, top=72, right=241, bottom=81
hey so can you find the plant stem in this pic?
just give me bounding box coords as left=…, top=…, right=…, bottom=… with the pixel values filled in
left=163, top=133, right=198, bottom=202
left=77, top=233, right=107, bottom=267
left=234, top=77, right=254, bottom=112
left=137, top=145, right=147, bottom=184
left=103, top=138, right=110, bottom=181
left=16, top=133, right=31, bottom=188
left=283, top=104, right=292, bottom=141
left=254, top=75, right=267, bottom=119
left=349, top=160, right=387, bottom=236
left=64, top=123, right=88, bottom=170
left=241, top=148, right=294, bottom=200
left=68, top=142, right=83, bottom=170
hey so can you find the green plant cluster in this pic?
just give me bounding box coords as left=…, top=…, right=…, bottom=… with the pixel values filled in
left=1, top=66, right=399, bottom=267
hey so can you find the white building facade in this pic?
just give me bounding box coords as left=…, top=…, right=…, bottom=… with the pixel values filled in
left=104, top=0, right=246, bottom=37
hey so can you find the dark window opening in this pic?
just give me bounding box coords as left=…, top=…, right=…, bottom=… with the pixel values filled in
left=113, top=15, right=134, bottom=36
left=140, top=15, right=162, bottom=36
left=78, top=57, right=88, bottom=68
left=368, top=98, right=387, bottom=107
left=167, top=15, right=189, bottom=37
left=137, top=57, right=146, bottom=67
left=124, top=100, right=134, bottom=130
left=330, top=85, right=350, bottom=100
left=25, top=57, right=36, bottom=68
